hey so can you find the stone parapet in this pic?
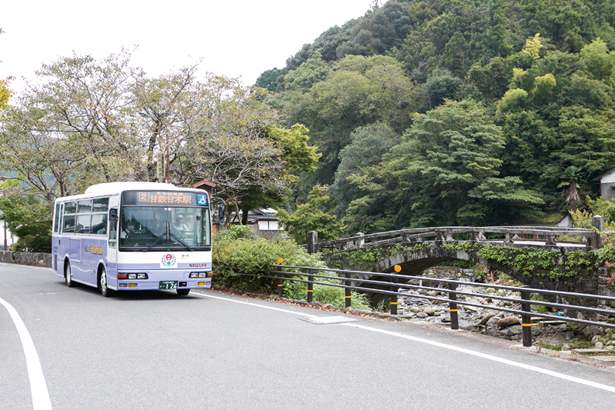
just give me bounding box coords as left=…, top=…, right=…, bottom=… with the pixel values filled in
left=0, top=251, right=52, bottom=267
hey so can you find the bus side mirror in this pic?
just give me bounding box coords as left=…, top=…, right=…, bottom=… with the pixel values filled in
left=217, top=204, right=225, bottom=225
left=109, top=208, right=118, bottom=223
left=212, top=197, right=226, bottom=225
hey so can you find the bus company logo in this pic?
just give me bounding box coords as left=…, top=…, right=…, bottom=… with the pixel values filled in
left=161, top=253, right=177, bottom=268
left=85, top=245, right=103, bottom=255
left=189, top=263, right=208, bottom=268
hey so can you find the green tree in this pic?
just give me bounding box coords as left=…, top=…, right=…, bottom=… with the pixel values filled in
left=233, top=124, right=321, bottom=225
left=283, top=53, right=331, bottom=92
left=330, top=122, right=400, bottom=218
left=0, top=180, right=51, bottom=252
left=277, top=55, right=419, bottom=192
left=254, top=67, right=285, bottom=91
left=344, top=100, right=544, bottom=230
left=277, top=186, right=344, bottom=244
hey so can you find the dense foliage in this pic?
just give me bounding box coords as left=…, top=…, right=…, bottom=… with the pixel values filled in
left=212, top=226, right=370, bottom=309
left=256, top=0, right=615, bottom=236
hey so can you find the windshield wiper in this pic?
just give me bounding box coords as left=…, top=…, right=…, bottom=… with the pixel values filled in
left=169, top=232, right=195, bottom=252
left=143, top=232, right=167, bottom=252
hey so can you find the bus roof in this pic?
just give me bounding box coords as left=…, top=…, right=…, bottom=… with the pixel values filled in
left=57, top=182, right=206, bottom=202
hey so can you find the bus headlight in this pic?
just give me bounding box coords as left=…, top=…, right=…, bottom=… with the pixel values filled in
left=119, top=273, right=148, bottom=280
left=189, top=272, right=209, bottom=278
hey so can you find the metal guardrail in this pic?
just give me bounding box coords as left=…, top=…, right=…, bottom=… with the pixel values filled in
left=214, top=263, right=615, bottom=347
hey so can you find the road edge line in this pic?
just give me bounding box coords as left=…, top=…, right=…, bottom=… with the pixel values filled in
left=0, top=297, right=53, bottom=410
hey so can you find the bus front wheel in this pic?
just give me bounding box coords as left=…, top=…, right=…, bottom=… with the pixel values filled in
left=177, top=289, right=190, bottom=296
left=99, top=268, right=112, bottom=297
left=65, top=261, right=75, bottom=288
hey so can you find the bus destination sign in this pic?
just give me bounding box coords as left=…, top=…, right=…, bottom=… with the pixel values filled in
left=137, top=192, right=194, bottom=205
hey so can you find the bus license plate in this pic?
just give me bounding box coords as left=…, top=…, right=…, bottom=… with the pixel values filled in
left=159, top=281, right=178, bottom=290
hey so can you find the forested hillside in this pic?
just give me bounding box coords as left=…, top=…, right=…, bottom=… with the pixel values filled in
left=256, top=0, right=615, bottom=233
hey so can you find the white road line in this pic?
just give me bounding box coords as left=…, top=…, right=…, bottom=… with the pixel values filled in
left=0, top=297, right=53, bottom=410
left=197, top=291, right=615, bottom=394
left=192, top=292, right=317, bottom=318
left=344, top=323, right=615, bottom=394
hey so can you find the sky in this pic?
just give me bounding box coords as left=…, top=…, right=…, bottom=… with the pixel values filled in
left=1, top=0, right=378, bottom=94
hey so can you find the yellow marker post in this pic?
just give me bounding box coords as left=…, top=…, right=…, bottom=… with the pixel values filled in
left=277, top=258, right=284, bottom=297
left=391, top=266, right=401, bottom=316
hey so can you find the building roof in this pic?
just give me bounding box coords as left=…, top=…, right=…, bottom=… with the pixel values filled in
left=592, top=167, right=615, bottom=182
left=192, top=178, right=217, bottom=188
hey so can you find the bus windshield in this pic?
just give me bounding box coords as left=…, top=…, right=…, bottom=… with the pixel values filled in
left=120, top=206, right=211, bottom=250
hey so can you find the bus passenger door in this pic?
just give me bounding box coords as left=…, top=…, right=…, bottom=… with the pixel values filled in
left=106, top=208, right=118, bottom=280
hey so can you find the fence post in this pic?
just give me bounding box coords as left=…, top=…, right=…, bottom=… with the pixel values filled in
left=592, top=215, right=604, bottom=250
left=355, top=232, right=364, bottom=249
left=448, top=280, right=459, bottom=330
left=307, top=231, right=318, bottom=254
left=520, top=286, right=533, bottom=347
left=307, top=268, right=314, bottom=303
left=391, top=265, right=401, bottom=316
left=345, top=271, right=352, bottom=308
left=277, top=258, right=283, bottom=297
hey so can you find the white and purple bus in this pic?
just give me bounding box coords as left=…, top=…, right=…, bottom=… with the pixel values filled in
left=51, top=182, right=213, bottom=296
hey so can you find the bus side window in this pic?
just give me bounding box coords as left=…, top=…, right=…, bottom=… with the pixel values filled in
left=63, top=215, right=75, bottom=233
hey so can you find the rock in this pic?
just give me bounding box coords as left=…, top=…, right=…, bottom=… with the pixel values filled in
left=459, top=319, right=479, bottom=331
left=506, top=326, right=521, bottom=336
left=565, top=331, right=575, bottom=340
left=596, top=342, right=605, bottom=349
left=410, top=307, right=421, bottom=313
left=424, top=307, right=435, bottom=316
left=416, top=312, right=428, bottom=318
left=478, top=314, right=495, bottom=326
left=497, top=316, right=521, bottom=329
left=485, top=288, right=495, bottom=294
left=463, top=305, right=479, bottom=313
left=591, top=335, right=601, bottom=345
left=562, top=343, right=571, bottom=351
left=582, top=325, right=605, bottom=337
left=426, top=291, right=437, bottom=297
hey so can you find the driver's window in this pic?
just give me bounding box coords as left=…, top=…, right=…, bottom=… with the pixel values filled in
left=108, top=208, right=117, bottom=248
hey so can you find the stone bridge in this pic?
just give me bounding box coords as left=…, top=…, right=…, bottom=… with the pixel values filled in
left=307, top=217, right=609, bottom=297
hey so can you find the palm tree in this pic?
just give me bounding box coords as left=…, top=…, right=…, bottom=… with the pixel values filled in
left=558, top=166, right=581, bottom=212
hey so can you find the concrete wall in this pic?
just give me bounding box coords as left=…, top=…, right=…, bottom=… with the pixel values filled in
left=0, top=251, right=51, bottom=267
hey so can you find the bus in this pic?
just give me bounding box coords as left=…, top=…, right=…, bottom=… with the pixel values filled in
left=51, top=182, right=213, bottom=296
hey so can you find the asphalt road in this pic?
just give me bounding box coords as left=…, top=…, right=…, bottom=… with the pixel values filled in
left=2, top=262, right=615, bottom=410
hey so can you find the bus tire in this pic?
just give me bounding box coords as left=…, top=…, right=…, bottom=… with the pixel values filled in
left=177, top=289, right=190, bottom=296
left=65, top=261, right=75, bottom=288
left=99, top=267, right=113, bottom=297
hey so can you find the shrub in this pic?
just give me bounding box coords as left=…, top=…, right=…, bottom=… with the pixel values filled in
left=213, top=231, right=370, bottom=310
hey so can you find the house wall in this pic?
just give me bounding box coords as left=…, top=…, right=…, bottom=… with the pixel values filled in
left=601, top=183, right=615, bottom=201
